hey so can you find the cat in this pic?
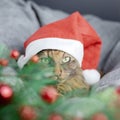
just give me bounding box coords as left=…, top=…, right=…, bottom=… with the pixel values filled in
left=37, top=49, right=89, bottom=94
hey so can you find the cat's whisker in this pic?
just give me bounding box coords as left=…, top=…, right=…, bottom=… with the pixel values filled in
left=52, top=75, right=59, bottom=80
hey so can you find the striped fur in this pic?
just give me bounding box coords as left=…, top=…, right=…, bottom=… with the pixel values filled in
left=38, top=50, right=89, bottom=94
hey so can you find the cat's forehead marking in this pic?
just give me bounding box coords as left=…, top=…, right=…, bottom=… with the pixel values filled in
left=51, top=50, right=64, bottom=62
left=46, top=50, right=64, bottom=57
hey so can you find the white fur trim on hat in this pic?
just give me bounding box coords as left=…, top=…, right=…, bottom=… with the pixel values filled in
left=83, top=69, right=100, bottom=85
left=18, top=38, right=83, bottom=68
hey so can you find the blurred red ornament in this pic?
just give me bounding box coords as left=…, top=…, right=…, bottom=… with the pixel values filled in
left=10, top=49, right=20, bottom=59
left=30, top=55, right=39, bottom=63
left=20, top=106, right=37, bottom=120
left=0, top=83, right=13, bottom=105
left=92, top=113, right=108, bottom=120
left=40, top=86, right=58, bottom=104
left=116, top=86, right=120, bottom=95
left=49, top=114, right=63, bottom=120
left=0, top=59, right=9, bottom=66
left=73, top=117, right=83, bottom=120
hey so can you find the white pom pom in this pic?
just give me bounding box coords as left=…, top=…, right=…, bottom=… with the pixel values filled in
left=83, top=69, right=100, bottom=85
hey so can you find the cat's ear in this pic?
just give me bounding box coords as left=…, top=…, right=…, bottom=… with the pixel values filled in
left=82, top=69, right=100, bottom=85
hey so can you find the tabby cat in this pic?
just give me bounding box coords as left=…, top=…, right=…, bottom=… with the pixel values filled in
left=37, top=49, right=89, bottom=94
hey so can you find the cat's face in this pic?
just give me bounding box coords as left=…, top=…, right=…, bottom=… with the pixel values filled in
left=37, top=49, right=89, bottom=93
left=38, top=49, right=80, bottom=81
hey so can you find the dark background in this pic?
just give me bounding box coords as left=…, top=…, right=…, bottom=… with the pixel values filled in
left=32, top=0, right=120, bottom=21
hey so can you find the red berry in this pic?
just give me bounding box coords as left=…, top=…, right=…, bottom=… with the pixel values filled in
left=0, top=59, right=9, bottom=66
left=30, top=55, right=39, bottom=63
left=20, top=106, right=37, bottom=120
left=0, top=83, right=13, bottom=105
left=49, top=114, right=63, bottom=120
left=92, top=113, right=108, bottom=120
left=10, top=49, right=20, bottom=59
left=40, top=86, right=58, bottom=104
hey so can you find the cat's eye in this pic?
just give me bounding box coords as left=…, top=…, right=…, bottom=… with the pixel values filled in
left=62, top=56, right=71, bottom=63
left=41, top=57, right=50, bottom=64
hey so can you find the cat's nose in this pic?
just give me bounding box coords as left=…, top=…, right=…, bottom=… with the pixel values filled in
left=54, top=65, right=62, bottom=77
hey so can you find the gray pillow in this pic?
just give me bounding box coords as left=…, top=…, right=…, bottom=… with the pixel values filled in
left=0, top=0, right=40, bottom=53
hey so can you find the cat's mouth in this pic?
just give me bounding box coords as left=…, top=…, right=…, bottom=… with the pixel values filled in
left=48, top=74, right=65, bottom=81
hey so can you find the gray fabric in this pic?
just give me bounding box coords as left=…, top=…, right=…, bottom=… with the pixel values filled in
left=93, top=40, right=120, bottom=91
left=0, top=0, right=40, bottom=52
left=0, top=0, right=120, bottom=90
left=30, top=4, right=69, bottom=25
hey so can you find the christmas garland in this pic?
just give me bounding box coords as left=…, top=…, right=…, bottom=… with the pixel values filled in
left=0, top=43, right=120, bottom=120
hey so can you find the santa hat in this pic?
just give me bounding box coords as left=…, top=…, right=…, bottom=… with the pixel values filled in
left=18, top=12, right=102, bottom=85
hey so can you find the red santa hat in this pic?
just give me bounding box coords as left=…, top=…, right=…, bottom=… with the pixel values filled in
left=18, top=12, right=102, bottom=85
